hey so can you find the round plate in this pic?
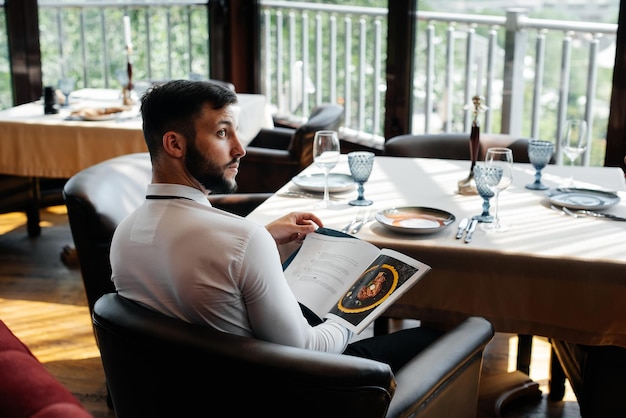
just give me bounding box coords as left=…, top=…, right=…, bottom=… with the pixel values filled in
left=546, top=188, right=620, bottom=210
left=291, top=173, right=356, bottom=193
left=375, top=207, right=456, bottom=234
left=80, top=113, right=119, bottom=121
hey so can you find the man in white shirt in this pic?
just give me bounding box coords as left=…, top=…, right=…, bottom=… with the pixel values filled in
left=111, top=79, right=441, bottom=372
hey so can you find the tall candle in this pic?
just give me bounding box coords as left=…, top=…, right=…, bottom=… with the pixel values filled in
left=475, top=54, right=484, bottom=96
left=123, top=16, right=132, bottom=51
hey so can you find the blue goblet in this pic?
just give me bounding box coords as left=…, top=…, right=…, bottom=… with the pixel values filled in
left=348, top=151, right=375, bottom=206
left=473, top=165, right=502, bottom=223
left=525, top=139, right=554, bottom=190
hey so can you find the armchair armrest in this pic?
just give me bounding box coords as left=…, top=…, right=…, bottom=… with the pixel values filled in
left=387, top=316, right=494, bottom=418
left=247, top=127, right=295, bottom=150
left=208, top=193, right=272, bottom=217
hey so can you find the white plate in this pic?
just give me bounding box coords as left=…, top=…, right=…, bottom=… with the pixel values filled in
left=375, top=207, right=456, bottom=234
left=80, top=113, right=120, bottom=121
left=546, top=188, right=620, bottom=210
left=291, top=173, right=356, bottom=193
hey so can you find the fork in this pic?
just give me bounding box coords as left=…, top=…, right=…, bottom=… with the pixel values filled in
left=341, top=208, right=364, bottom=233
left=351, top=208, right=372, bottom=234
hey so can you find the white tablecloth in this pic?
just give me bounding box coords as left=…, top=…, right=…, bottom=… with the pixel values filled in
left=0, top=89, right=272, bottom=178
left=247, top=156, right=626, bottom=348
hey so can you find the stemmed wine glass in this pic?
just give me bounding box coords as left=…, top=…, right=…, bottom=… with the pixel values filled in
left=312, top=130, right=341, bottom=208
left=472, top=165, right=502, bottom=223
left=560, top=119, right=588, bottom=187
left=525, top=139, right=554, bottom=190
left=58, top=78, right=75, bottom=107
left=348, top=151, right=375, bottom=206
left=481, top=147, right=513, bottom=232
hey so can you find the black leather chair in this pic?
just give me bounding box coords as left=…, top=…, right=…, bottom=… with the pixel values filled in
left=63, top=152, right=271, bottom=317
left=383, top=133, right=536, bottom=163
left=93, top=292, right=494, bottom=418
left=236, top=103, right=344, bottom=193
left=0, top=175, right=67, bottom=237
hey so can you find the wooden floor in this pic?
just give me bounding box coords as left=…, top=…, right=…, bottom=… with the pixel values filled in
left=0, top=206, right=582, bottom=418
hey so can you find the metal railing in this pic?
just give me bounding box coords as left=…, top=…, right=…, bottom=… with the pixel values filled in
left=260, top=1, right=617, bottom=166
left=0, top=1, right=617, bottom=166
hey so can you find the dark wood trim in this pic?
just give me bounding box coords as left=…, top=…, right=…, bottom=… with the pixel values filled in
left=5, top=0, right=42, bottom=105
left=209, top=0, right=260, bottom=93
left=383, top=0, right=418, bottom=140
left=605, top=0, right=626, bottom=175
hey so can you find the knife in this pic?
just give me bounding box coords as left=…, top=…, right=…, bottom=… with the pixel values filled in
left=580, top=209, right=626, bottom=221
left=456, top=218, right=469, bottom=239
left=464, top=219, right=478, bottom=243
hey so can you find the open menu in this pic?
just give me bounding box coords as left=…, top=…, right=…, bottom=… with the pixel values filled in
left=283, top=229, right=431, bottom=334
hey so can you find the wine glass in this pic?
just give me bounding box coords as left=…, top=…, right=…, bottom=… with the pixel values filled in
left=560, top=119, right=588, bottom=186
left=525, top=139, right=554, bottom=190
left=312, top=130, right=340, bottom=208
left=472, top=165, right=502, bottom=223
left=481, top=147, right=513, bottom=232
left=348, top=151, right=375, bottom=206
left=58, top=78, right=75, bottom=107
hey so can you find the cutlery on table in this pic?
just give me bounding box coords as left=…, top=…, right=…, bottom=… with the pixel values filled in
left=351, top=208, right=372, bottom=234
left=341, top=210, right=362, bottom=234
left=277, top=191, right=342, bottom=201
left=573, top=209, right=626, bottom=221
left=464, top=219, right=478, bottom=243
left=456, top=218, right=469, bottom=239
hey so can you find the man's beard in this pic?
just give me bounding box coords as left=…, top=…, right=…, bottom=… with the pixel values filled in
left=185, top=142, right=238, bottom=194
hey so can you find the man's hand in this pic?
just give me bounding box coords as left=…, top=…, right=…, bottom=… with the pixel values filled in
left=266, top=212, right=323, bottom=245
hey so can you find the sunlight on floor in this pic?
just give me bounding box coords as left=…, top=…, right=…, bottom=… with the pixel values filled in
left=0, top=298, right=100, bottom=363
left=508, top=334, right=577, bottom=403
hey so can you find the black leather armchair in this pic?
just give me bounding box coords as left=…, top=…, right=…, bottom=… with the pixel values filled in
left=236, top=103, right=344, bottom=193
left=63, top=152, right=271, bottom=317
left=384, top=133, right=535, bottom=163
left=93, top=292, right=494, bottom=418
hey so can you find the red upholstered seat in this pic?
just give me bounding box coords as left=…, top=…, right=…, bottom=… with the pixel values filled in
left=0, top=320, right=93, bottom=418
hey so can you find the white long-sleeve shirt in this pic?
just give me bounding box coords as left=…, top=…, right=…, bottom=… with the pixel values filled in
left=110, top=183, right=352, bottom=352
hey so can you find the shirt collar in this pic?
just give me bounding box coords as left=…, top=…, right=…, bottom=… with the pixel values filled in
left=146, top=184, right=212, bottom=206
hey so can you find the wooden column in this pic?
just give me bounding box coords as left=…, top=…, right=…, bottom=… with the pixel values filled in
left=209, top=0, right=260, bottom=93
left=605, top=0, right=626, bottom=174
left=383, top=0, right=418, bottom=140
left=5, top=0, right=42, bottom=105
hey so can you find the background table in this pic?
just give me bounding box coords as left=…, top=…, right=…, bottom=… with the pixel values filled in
left=0, top=89, right=272, bottom=178
left=246, top=156, right=626, bottom=349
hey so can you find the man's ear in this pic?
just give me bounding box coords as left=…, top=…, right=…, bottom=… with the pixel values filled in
left=162, top=131, right=185, bottom=158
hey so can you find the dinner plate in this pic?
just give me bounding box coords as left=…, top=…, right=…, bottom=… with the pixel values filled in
left=546, top=187, right=620, bottom=210
left=291, top=173, right=356, bottom=193
left=375, top=207, right=456, bottom=234
left=79, top=113, right=120, bottom=121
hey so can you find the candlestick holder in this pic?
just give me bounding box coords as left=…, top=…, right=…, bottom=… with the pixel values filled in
left=122, top=51, right=134, bottom=106
left=457, top=95, right=487, bottom=195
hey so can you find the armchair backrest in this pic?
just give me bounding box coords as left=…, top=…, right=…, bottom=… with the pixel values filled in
left=63, top=153, right=151, bottom=315
left=63, top=152, right=270, bottom=316
left=288, top=103, right=345, bottom=169
left=384, top=133, right=534, bottom=163
left=93, top=292, right=396, bottom=418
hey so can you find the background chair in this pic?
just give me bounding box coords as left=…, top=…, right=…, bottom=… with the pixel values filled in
left=63, top=152, right=271, bottom=318
left=383, top=133, right=538, bottom=163
left=0, top=176, right=67, bottom=237
left=93, top=292, right=494, bottom=418
left=236, top=103, right=344, bottom=193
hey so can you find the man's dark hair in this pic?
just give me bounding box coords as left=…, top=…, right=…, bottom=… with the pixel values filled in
left=140, top=79, right=238, bottom=157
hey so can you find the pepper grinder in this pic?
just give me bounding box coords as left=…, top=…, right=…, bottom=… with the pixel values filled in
left=457, top=95, right=487, bottom=195
left=43, top=86, right=59, bottom=115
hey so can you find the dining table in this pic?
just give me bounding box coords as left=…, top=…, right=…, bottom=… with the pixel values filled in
left=0, top=88, right=273, bottom=179
left=247, top=155, right=626, bottom=347
left=246, top=154, right=626, bottom=410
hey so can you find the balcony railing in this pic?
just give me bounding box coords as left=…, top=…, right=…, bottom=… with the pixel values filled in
left=0, top=1, right=617, bottom=167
